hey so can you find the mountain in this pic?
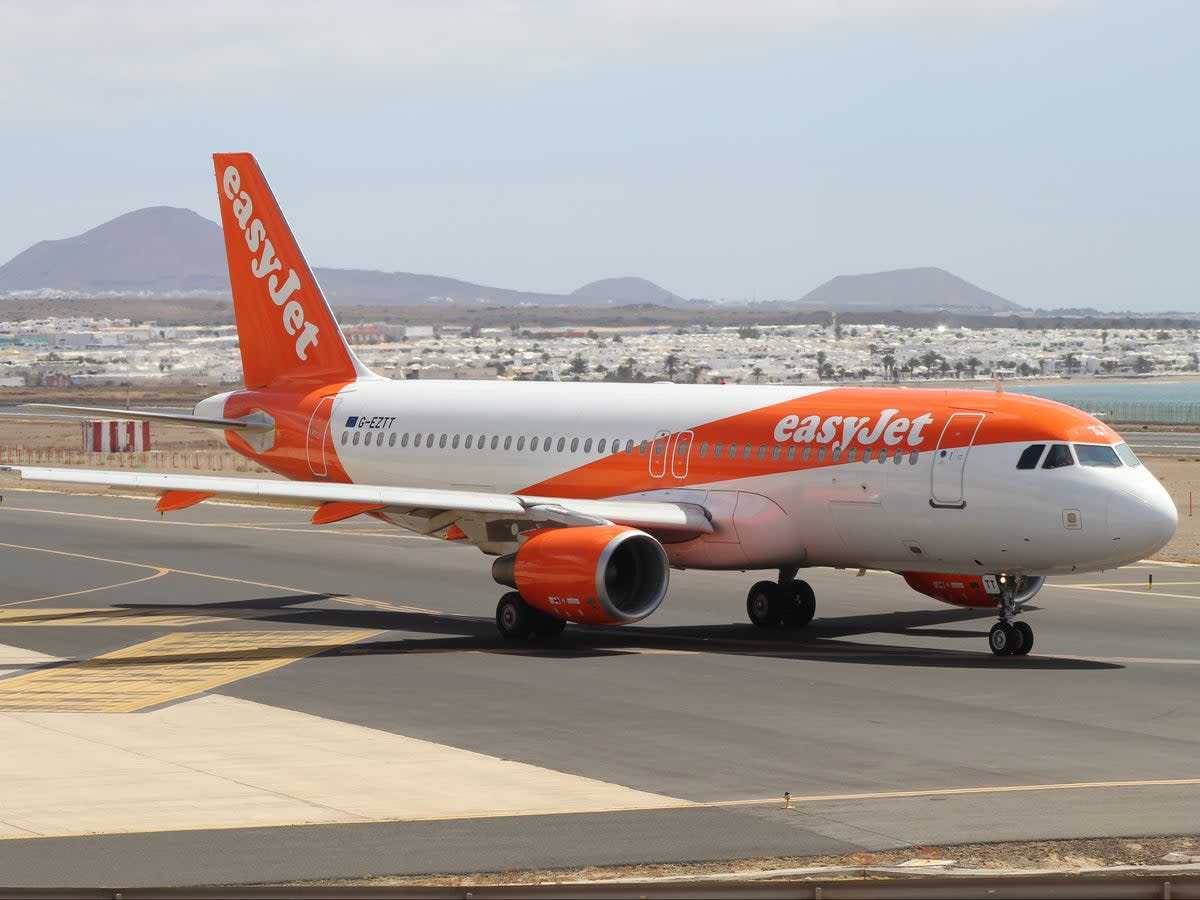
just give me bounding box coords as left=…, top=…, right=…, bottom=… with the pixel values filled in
left=0, top=207, right=227, bottom=294
left=798, top=267, right=1024, bottom=313
left=0, top=208, right=680, bottom=308
left=570, top=277, right=687, bottom=306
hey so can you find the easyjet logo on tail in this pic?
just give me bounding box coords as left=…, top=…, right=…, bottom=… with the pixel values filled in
left=773, top=409, right=935, bottom=448
left=221, top=166, right=320, bottom=361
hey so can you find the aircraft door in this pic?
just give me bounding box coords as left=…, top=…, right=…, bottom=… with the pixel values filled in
left=306, top=396, right=336, bottom=478
left=648, top=429, right=670, bottom=479
left=930, top=412, right=985, bottom=508
left=670, top=430, right=694, bottom=479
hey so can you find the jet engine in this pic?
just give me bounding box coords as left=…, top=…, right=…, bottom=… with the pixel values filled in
left=492, top=525, right=670, bottom=625
left=901, top=572, right=1045, bottom=609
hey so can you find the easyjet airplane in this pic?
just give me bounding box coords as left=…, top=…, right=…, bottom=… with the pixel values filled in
left=6, top=153, right=1178, bottom=656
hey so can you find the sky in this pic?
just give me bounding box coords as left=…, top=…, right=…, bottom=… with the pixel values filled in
left=1, top=0, right=1197, bottom=311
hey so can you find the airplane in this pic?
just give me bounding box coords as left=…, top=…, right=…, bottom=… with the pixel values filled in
left=3, top=153, right=1178, bottom=657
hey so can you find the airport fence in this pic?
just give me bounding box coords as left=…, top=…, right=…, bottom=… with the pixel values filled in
left=0, top=446, right=270, bottom=474
left=1082, top=401, right=1200, bottom=425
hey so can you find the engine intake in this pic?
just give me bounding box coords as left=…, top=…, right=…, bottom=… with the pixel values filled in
left=492, top=525, right=669, bottom=625
left=902, top=572, right=1046, bottom=609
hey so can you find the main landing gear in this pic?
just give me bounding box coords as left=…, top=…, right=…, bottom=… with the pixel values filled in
left=746, top=568, right=816, bottom=629
left=988, top=574, right=1033, bottom=657
left=496, top=592, right=566, bottom=641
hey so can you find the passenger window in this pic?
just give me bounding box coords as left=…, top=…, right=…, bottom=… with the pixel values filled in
left=726, top=444, right=737, bottom=460
left=517, top=436, right=526, bottom=450
left=464, top=434, right=473, bottom=449
left=426, top=434, right=435, bottom=448
left=451, top=434, right=460, bottom=449
left=893, top=449, right=902, bottom=464
left=639, top=440, right=649, bottom=455
left=491, top=436, right=499, bottom=450
left=531, top=437, right=539, bottom=451
left=817, top=447, right=826, bottom=462
left=545, top=438, right=552, bottom=453
left=340, top=432, right=348, bottom=446
left=909, top=450, right=919, bottom=464
left=389, top=433, right=397, bottom=447
left=627, top=440, right=636, bottom=454
left=877, top=448, right=887, bottom=463
left=401, top=433, right=410, bottom=448
left=413, top=432, right=421, bottom=447
left=1016, top=444, right=1045, bottom=469
left=1042, top=444, right=1074, bottom=469
left=504, top=436, right=512, bottom=450
left=862, top=448, right=871, bottom=462
left=1075, top=444, right=1122, bottom=468
left=698, top=441, right=708, bottom=457
left=677, top=439, right=689, bottom=457
left=584, top=438, right=593, bottom=453
left=771, top=445, right=781, bottom=461
left=786, top=445, right=796, bottom=462
left=557, top=437, right=566, bottom=452
left=713, top=442, right=724, bottom=459
left=352, top=432, right=361, bottom=446
left=478, top=434, right=485, bottom=449
left=831, top=448, right=841, bottom=462
left=439, top=434, right=447, bottom=449
left=571, top=438, right=580, bottom=452
left=802, top=446, right=812, bottom=462
left=597, top=438, right=606, bottom=454
left=744, top=443, right=753, bottom=460
left=847, top=447, right=857, bottom=463
left=654, top=439, right=665, bottom=457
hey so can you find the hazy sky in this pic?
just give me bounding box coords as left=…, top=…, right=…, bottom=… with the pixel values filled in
left=2, top=0, right=1196, bottom=310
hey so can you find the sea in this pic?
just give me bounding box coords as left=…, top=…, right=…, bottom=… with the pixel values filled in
left=968, top=379, right=1200, bottom=423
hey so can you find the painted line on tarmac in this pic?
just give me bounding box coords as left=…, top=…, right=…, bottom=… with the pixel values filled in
left=0, top=629, right=382, bottom=713
left=0, top=568, right=170, bottom=610
left=1051, top=583, right=1200, bottom=601
left=0, top=540, right=423, bottom=619
left=0, top=503, right=427, bottom=540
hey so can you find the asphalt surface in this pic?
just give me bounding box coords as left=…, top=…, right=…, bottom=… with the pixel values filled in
left=1, top=487, right=1199, bottom=886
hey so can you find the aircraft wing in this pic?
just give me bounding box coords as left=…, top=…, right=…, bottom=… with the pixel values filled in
left=1, top=466, right=713, bottom=546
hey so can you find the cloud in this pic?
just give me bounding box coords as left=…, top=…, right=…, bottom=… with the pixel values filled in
left=1, top=0, right=1082, bottom=121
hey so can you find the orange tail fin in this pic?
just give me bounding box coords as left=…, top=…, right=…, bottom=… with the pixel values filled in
left=213, top=153, right=372, bottom=390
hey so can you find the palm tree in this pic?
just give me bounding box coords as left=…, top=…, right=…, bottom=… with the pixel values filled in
left=965, top=356, right=982, bottom=379
left=815, top=350, right=827, bottom=379
left=664, top=353, right=680, bottom=380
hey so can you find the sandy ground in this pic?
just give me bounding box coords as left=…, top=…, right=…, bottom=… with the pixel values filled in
left=0, top=415, right=1196, bottom=563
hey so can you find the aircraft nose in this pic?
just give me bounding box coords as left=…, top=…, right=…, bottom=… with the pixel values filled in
left=1107, top=487, right=1178, bottom=558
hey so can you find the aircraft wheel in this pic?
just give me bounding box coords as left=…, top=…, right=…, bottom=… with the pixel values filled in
left=747, top=581, right=784, bottom=628
left=533, top=612, right=567, bottom=639
left=496, top=592, right=536, bottom=641
left=989, top=621, right=1017, bottom=656
left=1011, top=621, right=1034, bottom=656
left=783, top=580, right=816, bottom=628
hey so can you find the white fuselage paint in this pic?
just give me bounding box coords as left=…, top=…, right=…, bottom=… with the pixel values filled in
left=239, top=379, right=1177, bottom=578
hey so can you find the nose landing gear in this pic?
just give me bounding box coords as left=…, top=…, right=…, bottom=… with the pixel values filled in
left=988, top=574, right=1033, bottom=656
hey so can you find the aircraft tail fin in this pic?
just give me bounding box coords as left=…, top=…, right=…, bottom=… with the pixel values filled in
left=213, top=153, right=373, bottom=391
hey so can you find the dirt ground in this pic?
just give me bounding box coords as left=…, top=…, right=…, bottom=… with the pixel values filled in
left=303, top=835, right=1200, bottom=886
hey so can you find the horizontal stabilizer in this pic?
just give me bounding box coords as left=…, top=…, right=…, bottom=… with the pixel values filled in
left=21, top=404, right=273, bottom=431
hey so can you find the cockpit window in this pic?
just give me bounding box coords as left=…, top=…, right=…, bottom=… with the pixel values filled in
left=1016, top=444, right=1045, bottom=470
left=1074, top=444, right=1122, bottom=468
left=1115, top=442, right=1141, bottom=467
left=1042, top=443, right=1074, bottom=469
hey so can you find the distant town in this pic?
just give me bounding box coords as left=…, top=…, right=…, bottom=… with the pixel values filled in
left=2, top=314, right=1197, bottom=392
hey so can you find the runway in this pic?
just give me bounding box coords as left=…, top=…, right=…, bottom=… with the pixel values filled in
left=1, top=487, right=1199, bottom=886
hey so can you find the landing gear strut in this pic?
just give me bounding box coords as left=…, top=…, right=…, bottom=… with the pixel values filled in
left=747, top=568, right=816, bottom=629
left=988, top=575, right=1033, bottom=657
left=495, top=592, right=566, bottom=641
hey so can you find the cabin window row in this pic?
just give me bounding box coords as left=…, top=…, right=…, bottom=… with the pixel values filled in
left=340, top=429, right=920, bottom=465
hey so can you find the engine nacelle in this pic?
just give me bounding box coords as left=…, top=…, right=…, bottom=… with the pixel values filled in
left=492, top=525, right=669, bottom=625
left=902, top=572, right=1046, bottom=609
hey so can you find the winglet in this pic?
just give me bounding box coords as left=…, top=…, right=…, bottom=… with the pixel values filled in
left=213, top=153, right=374, bottom=390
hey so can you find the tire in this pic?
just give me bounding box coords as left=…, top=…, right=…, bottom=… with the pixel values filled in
left=783, top=580, right=816, bottom=628
left=747, top=580, right=783, bottom=628
left=988, top=621, right=1013, bottom=656
left=496, top=592, right=536, bottom=641
left=1012, top=621, right=1034, bottom=656
left=533, top=612, right=567, bottom=639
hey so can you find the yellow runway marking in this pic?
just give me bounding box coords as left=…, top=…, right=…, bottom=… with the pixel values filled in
left=0, top=540, right=419, bottom=618
left=0, top=607, right=293, bottom=628
left=711, top=777, right=1200, bottom=808
left=0, top=505, right=426, bottom=540
left=0, top=568, right=170, bottom=610
left=0, top=629, right=379, bottom=713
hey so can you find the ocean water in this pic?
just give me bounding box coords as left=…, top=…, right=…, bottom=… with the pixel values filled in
left=969, top=379, right=1200, bottom=423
